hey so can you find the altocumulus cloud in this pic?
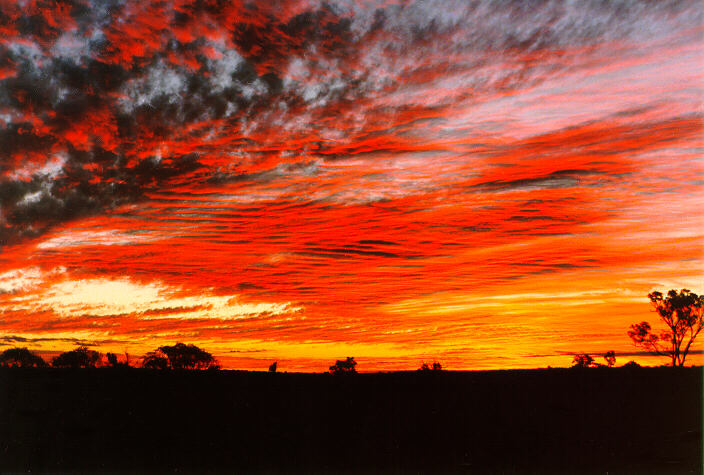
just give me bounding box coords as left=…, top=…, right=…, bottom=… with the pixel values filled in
left=1, top=0, right=699, bottom=245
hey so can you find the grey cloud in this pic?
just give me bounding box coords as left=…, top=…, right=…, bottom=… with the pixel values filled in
left=358, top=240, right=399, bottom=246
left=0, top=334, right=125, bottom=346
left=0, top=150, right=204, bottom=245
left=0, top=0, right=700, bottom=247
left=508, top=215, right=567, bottom=222
left=471, top=173, right=582, bottom=193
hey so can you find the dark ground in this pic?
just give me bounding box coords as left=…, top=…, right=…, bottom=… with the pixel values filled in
left=0, top=366, right=701, bottom=473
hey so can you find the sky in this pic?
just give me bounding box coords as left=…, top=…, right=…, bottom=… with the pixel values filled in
left=0, top=0, right=702, bottom=371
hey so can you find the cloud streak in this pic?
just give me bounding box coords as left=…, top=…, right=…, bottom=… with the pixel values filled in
left=0, top=0, right=702, bottom=370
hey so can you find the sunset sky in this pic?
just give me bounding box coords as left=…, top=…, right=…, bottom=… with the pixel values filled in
left=0, top=0, right=702, bottom=371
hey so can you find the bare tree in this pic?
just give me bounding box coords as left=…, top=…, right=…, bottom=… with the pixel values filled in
left=628, top=289, right=703, bottom=367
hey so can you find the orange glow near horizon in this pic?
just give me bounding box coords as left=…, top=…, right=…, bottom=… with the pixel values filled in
left=0, top=0, right=703, bottom=371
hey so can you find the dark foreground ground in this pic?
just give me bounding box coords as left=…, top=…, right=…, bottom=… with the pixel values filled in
left=0, top=367, right=701, bottom=473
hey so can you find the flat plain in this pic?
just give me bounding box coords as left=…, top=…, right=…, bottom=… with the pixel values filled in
left=1, top=366, right=700, bottom=472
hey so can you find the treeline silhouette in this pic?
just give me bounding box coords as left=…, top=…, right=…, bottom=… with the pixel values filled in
left=0, top=342, right=683, bottom=374
left=0, top=344, right=374, bottom=373
left=0, top=344, right=658, bottom=372
left=3, top=288, right=699, bottom=372
left=570, top=350, right=634, bottom=368
left=0, top=343, right=219, bottom=370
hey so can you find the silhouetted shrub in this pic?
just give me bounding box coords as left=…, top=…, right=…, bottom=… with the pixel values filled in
left=329, top=357, right=357, bottom=375
left=269, top=361, right=277, bottom=372
left=419, top=361, right=442, bottom=372
left=52, top=346, right=101, bottom=368
left=0, top=347, right=47, bottom=368
left=571, top=353, right=594, bottom=368
left=623, top=360, right=641, bottom=368
left=142, top=343, right=218, bottom=370
left=603, top=351, right=616, bottom=367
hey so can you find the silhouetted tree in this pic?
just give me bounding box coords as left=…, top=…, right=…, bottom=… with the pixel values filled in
left=142, top=343, right=218, bottom=370
left=419, top=361, right=443, bottom=372
left=0, top=347, right=47, bottom=368
left=142, top=350, right=169, bottom=370
left=162, top=343, right=217, bottom=370
left=329, top=357, right=357, bottom=375
left=52, top=346, right=101, bottom=368
left=572, top=353, right=594, bottom=368
left=603, top=351, right=616, bottom=367
left=628, top=289, right=703, bottom=367
left=106, top=352, right=130, bottom=368
left=269, top=361, right=277, bottom=373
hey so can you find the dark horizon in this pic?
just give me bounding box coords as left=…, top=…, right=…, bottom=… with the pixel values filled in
left=2, top=365, right=701, bottom=472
